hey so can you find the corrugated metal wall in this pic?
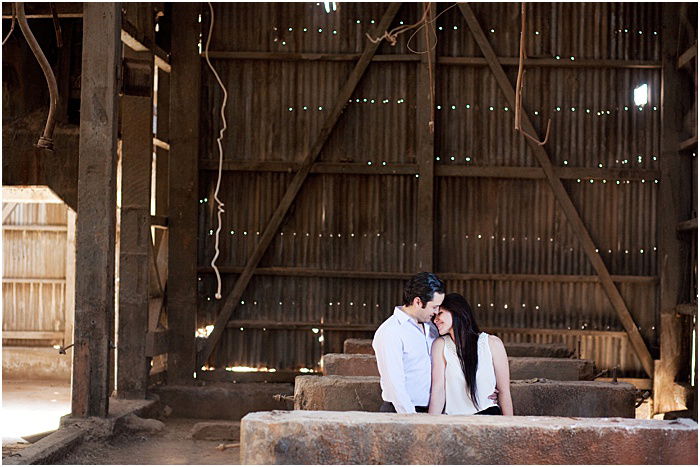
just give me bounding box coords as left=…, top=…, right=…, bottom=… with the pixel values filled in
left=197, top=2, right=662, bottom=377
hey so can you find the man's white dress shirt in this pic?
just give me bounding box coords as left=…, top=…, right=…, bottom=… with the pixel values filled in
left=372, top=306, right=439, bottom=413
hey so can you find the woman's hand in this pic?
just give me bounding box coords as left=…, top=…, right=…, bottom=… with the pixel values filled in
left=489, top=335, right=514, bottom=416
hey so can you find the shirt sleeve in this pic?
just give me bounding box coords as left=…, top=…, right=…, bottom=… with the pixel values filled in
left=373, top=325, right=416, bottom=414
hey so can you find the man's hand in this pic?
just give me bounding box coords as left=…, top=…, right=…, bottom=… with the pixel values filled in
left=488, top=388, right=499, bottom=402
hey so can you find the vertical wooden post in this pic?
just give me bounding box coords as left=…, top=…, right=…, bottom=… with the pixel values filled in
left=415, top=2, right=437, bottom=271
left=654, top=3, right=691, bottom=414
left=116, top=82, right=153, bottom=397
left=168, top=3, right=201, bottom=384
left=72, top=2, right=121, bottom=417
left=64, top=208, right=76, bottom=350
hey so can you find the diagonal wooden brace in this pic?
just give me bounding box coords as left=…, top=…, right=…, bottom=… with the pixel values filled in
left=458, top=4, right=654, bottom=377
left=197, top=3, right=403, bottom=368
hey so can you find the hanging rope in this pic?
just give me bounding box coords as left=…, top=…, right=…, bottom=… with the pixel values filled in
left=203, top=2, right=228, bottom=300
left=2, top=5, right=16, bottom=46
left=366, top=2, right=458, bottom=133
left=514, top=2, right=551, bottom=146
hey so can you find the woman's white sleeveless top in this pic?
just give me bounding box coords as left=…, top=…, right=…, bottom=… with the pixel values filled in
left=443, top=332, right=498, bottom=415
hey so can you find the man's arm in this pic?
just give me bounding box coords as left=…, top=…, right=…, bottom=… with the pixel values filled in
left=373, top=327, right=416, bottom=413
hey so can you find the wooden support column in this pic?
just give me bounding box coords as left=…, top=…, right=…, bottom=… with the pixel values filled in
left=197, top=3, right=402, bottom=368
left=116, top=68, right=153, bottom=397
left=653, top=4, right=692, bottom=414
left=168, top=3, right=201, bottom=384
left=459, top=4, right=655, bottom=377
left=72, top=2, right=121, bottom=418
left=415, top=2, right=437, bottom=271
left=64, top=208, right=76, bottom=349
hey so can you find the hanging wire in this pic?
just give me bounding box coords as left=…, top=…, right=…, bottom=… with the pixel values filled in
left=2, top=4, right=16, bottom=46
left=514, top=2, right=551, bottom=146
left=203, top=2, right=228, bottom=300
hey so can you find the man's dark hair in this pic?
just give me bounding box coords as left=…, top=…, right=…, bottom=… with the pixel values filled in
left=402, top=272, right=445, bottom=307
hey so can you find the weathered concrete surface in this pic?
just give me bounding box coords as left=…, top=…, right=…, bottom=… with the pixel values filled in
left=342, top=339, right=574, bottom=358
left=504, top=342, right=573, bottom=358
left=343, top=339, right=374, bottom=354
left=294, top=376, right=637, bottom=417
left=6, top=398, right=159, bottom=465
left=508, top=357, right=595, bottom=380
left=152, top=383, right=293, bottom=419
left=322, top=353, right=595, bottom=381
left=2, top=347, right=72, bottom=381
left=189, top=421, right=241, bottom=441
left=241, top=411, right=698, bottom=465
left=246, top=410, right=697, bottom=464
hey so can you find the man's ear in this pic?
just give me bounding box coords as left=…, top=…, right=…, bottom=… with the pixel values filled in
left=412, top=297, right=422, bottom=308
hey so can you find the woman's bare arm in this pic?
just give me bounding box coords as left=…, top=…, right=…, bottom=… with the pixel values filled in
left=489, top=335, right=514, bottom=416
left=428, top=338, right=447, bottom=415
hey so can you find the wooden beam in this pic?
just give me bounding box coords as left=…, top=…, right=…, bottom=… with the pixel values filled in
left=2, top=331, right=65, bottom=340
left=2, top=3, right=82, bottom=18
left=72, top=2, right=121, bottom=418
left=197, top=266, right=657, bottom=284
left=2, top=277, right=67, bottom=284
left=677, top=217, right=697, bottom=232
left=167, top=3, right=201, bottom=384
left=202, top=51, right=660, bottom=69
left=116, top=92, right=153, bottom=399
left=145, top=330, right=169, bottom=356
left=415, top=2, right=437, bottom=271
left=197, top=3, right=403, bottom=369
left=198, top=369, right=316, bottom=384
left=64, top=209, right=76, bottom=348
left=655, top=4, right=694, bottom=413
left=2, top=203, right=18, bottom=223
left=677, top=42, right=697, bottom=69
left=679, top=135, right=697, bottom=151
left=2, top=186, right=63, bottom=203
left=459, top=3, right=655, bottom=378
left=200, top=160, right=660, bottom=180
left=3, top=225, right=68, bottom=231
left=675, top=304, right=697, bottom=316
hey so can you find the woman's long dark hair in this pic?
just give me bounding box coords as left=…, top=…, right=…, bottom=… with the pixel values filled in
left=440, top=293, right=481, bottom=409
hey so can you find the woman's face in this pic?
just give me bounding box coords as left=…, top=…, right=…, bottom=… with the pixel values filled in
left=433, top=307, right=453, bottom=335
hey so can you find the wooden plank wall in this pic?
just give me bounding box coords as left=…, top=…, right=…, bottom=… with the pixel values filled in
left=192, top=3, right=665, bottom=377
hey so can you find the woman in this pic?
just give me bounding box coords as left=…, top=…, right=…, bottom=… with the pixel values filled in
left=428, top=293, right=513, bottom=415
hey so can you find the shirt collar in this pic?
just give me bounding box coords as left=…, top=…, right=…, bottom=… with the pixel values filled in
left=394, top=306, right=420, bottom=327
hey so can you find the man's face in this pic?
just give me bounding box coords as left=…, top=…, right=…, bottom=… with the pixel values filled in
left=414, top=292, right=445, bottom=323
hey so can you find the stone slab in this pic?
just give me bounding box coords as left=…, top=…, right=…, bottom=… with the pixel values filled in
left=151, top=382, right=293, bottom=419
left=3, top=425, right=85, bottom=465
left=322, top=353, right=595, bottom=381
left=240, top=410, right=698, bottom=465
left=343, top=338, right=374, bottom=354
left=294, top=376, right=637, bottom=417
left=504, top=342, right=573, bottom=358
left=343, top=339, right=574, bottom=358
left=190, top=421, right=241, bottom=441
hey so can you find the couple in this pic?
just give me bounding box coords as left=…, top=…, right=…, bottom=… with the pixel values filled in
left=372, top=272, right=513, bottom=415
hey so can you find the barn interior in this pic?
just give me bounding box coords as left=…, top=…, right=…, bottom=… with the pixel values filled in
left=1, top=2, right=698, bottom=465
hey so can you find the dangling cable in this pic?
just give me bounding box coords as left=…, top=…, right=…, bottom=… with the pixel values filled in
left=203, top=2, right=227, bottom=300
left=2, top=5, right=16, bottom=46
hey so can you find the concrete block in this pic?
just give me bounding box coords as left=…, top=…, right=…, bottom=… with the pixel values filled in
left=240, top=410, right=698, bottom=465
left=2, top=346, right=71, bottom=381
left=189, top=421, right=241, bottom=441
left=322, top=353, right=595, bottom=381
left=504, top=342, right=573, bottom=358
left=322, top=354, right=379, bottom=376
left=342, top=339, right=574, bottom=358
left=151, top=382, right=293, bottom=419
left=294, top=376, right=637, bottom=417
left=343, top=339, right=374, bottom=354
left=508, top=357, right=595, bottom=380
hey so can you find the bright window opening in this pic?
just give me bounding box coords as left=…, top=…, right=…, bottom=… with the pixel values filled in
left=634, top=84, right=648, bottom=106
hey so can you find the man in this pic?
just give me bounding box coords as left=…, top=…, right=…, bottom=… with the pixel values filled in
left=372, top=272, right=445, bottom=413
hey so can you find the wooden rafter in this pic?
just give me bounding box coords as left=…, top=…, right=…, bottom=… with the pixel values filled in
left=458, top=4, right=654, bottom=377
left=196, top=3, right=403, bottom=368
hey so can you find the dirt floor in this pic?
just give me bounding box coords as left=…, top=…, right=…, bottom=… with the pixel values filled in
left=56, top=418, right=240, bottom=465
